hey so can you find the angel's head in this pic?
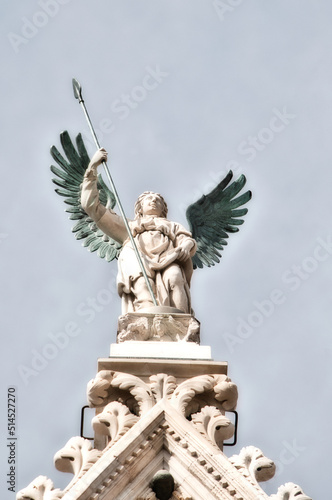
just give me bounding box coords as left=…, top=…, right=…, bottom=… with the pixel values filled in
left=135, top=191, right=168, bottom=218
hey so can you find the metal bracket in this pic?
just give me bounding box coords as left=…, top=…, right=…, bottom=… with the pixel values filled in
left=80, top=405, right=94, bottom=440
left=223, top=410, right=238, bottom=447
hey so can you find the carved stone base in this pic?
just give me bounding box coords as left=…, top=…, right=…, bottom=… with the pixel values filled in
left=117, top=312, right=200, bottom=343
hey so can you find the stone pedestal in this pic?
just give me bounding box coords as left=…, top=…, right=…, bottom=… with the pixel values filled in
left=110, top=341, right=211, bottom=359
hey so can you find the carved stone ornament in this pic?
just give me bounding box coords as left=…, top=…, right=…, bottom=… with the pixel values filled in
left=53, top=436, right=102, bottom=492
left=87, top=371, right=238, bottom=420
left=16, top=475, right=63, bottom=500
left=229, top=445, right=276, bottom=484
left=191, top=406, right=235, bottom=448
left=91, top=401, right=139, bottom=445
left=117, top=312, right=200, bottom=343
left=270, top=482, right=312, bottom=500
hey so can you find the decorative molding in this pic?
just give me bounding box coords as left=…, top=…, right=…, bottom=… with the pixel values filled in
left=87, top=370, right=154, bottom=415
left=191, top=406, right=235, bottom=448
left=117, top=313, right=200, bottom=343
left=213, top=375, right=238, bottom=411
left=55, top=401, right=269, bottom=500
left=270, top=482, right=312, bottom=500
left=16, top=475, right=63, bottom=500
left=92, top=401, right=139, bottom=445
left=87, top=371, right=238, bottom=422
left=170, top=375, right=216, bottom=415
left=54, top=436, right=102, bottom=491
left=229, top=446, right=276, bottom=483
left=150, top=373, right=178, bottom=401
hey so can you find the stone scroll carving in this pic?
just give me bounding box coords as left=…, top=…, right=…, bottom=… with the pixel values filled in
left=229, top=445, right=276, bottom=484
left=87, top=370, right=155, bottom=415
left=191, top=406, right=235, bottom=448
left=53, top=436, right=102, bottom=491
left=87, top=371, right=238, bottom=419
left=92, top=401, right=139, bottom=445
left=16, top=476, right=63, bottom=500
left=270, top=482, right=312, bottom=500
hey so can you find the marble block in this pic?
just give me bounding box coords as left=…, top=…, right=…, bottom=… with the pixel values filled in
left=110, top=341, right=211, bottom=360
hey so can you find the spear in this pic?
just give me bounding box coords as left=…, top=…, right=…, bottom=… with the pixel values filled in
left=72, top=78, right=158, bottom=307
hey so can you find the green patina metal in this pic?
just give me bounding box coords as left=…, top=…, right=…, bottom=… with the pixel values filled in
left=186, top=171, right=252, bottom=269
left=50, top=131, right=121, bottom=262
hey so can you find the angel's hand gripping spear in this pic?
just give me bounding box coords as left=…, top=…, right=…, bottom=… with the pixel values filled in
left=72, top=78, right=158, bottom=307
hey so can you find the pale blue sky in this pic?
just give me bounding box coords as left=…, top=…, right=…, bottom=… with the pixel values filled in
left=1, top=1, right=332, bottom=498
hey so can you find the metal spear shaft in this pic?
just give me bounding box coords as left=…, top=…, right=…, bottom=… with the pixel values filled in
left=72, top=78, right=158, bottom=306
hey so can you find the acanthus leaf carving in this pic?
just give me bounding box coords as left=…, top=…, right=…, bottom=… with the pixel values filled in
left=87, top=370, right=155, bottom=415
left=92, top=401, right=139, bottom=445
left=110, top=371, right=155, bottom=416
left=191, top=406, right=235, bottom=448
left=149, top=373, right=177, bottom=401
left=53, top=436, right=102, bottom=492
left=87, top=371, right=238, bottom=423
left=213, top=375, right=238, bottom=411
left=170, top=375, right=215, bottom=415
left=270, top=482, right=312, bottom=500
left=16, top=475, right=63, bottom=500
left=87, top=370, right=114, bottom=407
left=229, top=445, right=276, bottom=484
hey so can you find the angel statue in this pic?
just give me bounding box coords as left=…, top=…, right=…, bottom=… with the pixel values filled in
left=51, top=132, right=251, bottom=316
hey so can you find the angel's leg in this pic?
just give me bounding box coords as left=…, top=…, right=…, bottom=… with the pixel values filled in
left=132, top=276, right=156, bottom=311
left=163, top=264, right=189, bottom=313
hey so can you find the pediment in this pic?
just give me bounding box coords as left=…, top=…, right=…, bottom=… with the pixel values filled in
left=61, top=400, right=268, bottom=500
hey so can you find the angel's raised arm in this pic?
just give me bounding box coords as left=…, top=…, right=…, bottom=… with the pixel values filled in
left=81, top=154, right=128, bottom=245
left=51, top=132, right=123, bottom=262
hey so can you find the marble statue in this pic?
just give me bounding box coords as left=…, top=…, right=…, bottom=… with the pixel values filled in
left=51, top=131, right=251, bottom=315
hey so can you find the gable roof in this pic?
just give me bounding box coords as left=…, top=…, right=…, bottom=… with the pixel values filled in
left=61, top=400, right=269, bottom=500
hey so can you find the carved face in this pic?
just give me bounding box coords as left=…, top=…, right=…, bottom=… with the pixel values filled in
left=135, top=191, right=168, bottom=218
left=141, top=193, right=164, bottom=216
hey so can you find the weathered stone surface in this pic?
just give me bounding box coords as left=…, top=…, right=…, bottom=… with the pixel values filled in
left=229, top=446, right=275, bottom=483
left=117, top=312, right=200, bottom=343
left=270, top=482, right=312, bottom=500
left=16, top=476, right=63, bottom=500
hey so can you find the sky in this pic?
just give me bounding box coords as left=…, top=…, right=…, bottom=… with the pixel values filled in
left=1, top=1, right=331, bottom=498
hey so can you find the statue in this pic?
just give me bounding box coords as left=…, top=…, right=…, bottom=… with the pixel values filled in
left=80, top=147, right=196, bottom=313
left=51, top=131, right=251, bottom=318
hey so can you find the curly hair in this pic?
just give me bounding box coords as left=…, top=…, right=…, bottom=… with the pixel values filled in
left=134, top=191, right=168, bottom=218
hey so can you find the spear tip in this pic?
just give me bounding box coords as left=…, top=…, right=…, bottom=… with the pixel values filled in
left=72, top=78, right=83, bottom=103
